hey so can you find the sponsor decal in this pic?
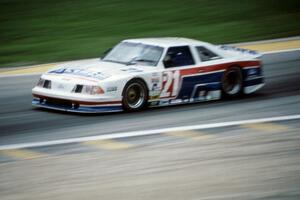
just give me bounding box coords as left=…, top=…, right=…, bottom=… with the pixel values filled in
left=120, top=67, right=143, bottom=73
left=218, top=45, right=259, bottom=55
left=151, top=82, right=159, bottom=91
left=48, top=68, right=110, bottom=80
left=150, top=74, right=161, bottom=96
left=149, top=95, right=160, bottom=100
left=150, top=73, right=161, bottom=99
left=106, top=86, right=118, bottom=92
left=150, top=81, right=161, bottom=99
left=151, top=76, right=160, bottom=83
left=149, top=101, right=159, bottom=106
left=170, top=99, right=182, bottom=104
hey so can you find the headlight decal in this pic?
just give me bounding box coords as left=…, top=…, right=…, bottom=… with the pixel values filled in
left=73, top=85, right=83, bottom=93
left=37, top=78, right=51, bottom=89
left=72, top=85, right=104, bottom=95
left=43, top=80, right=51, bottom=89
left=37, top=78, right=45, bottom=87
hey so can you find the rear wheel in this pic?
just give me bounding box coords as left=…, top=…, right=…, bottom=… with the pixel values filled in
left=221, top=66, right=243, bottom=98
left=122, top=79, right=148, bottom=111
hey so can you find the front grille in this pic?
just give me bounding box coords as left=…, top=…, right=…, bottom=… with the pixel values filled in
left=74, top=85, right=83, bottom=93
left=46, top=98, right=73, bottom=109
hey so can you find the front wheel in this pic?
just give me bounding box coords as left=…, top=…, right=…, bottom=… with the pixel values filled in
left=122, top=79, right=148, bottom=111
left=221, top=66, right=243, bottom=98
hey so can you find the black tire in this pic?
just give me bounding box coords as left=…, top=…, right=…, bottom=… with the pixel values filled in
left=221, top=66, right=243, bottom=98
left=122, top=79, right=148, bottom=111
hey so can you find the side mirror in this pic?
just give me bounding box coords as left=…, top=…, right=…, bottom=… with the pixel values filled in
left=163, top=55, right=173, bottom=68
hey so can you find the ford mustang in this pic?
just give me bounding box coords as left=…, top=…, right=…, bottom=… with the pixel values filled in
left=32, top=37, right=264, bottom=113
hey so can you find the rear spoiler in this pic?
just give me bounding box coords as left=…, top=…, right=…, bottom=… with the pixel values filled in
left=218, top=45, right=262, bottom=59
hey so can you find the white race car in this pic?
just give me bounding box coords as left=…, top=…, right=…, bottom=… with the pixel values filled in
left=32, top=37, right=264, bottom=113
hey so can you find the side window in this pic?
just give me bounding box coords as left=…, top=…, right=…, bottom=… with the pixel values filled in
left=196, top=46, right=221, bottom=62
left=163, top=46, right=195, bottom=68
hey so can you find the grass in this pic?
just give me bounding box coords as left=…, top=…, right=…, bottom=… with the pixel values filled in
left=0, top=0, right=299, bottom=67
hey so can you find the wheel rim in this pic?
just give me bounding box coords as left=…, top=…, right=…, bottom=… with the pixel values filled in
left=125, top=83, right=145, bottom=109
left=223, top=70, right=241, bottom=95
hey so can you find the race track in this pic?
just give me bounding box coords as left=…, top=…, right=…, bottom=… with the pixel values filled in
left=0, top=51, right=300, bottom=145
left=0, top=50, right=300, bottom=199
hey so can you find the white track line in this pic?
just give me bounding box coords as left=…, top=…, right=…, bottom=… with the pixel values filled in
left=0, top=114, right=300, bottom=150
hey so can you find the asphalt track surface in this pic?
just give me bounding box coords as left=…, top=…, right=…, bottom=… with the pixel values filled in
left=0, top=51, right=300, bottom=145
left=0, top=51, right=300, bottom=199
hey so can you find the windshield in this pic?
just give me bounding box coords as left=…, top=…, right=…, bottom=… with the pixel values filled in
left=102, top=42, right=164, bottom=66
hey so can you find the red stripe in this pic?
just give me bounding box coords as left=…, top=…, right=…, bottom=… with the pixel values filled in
left=180, top=61, right=261, bottom=76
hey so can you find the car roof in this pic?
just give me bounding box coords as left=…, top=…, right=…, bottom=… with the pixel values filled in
left=123, top=37, right=210, bottom=48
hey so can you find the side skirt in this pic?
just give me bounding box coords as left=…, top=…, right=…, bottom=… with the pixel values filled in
left=148, top=90, right=222, bottom=108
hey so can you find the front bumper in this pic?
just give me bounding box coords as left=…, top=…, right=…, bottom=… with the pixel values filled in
left=32, top=88, right=123, bottom=113
left=32, top=97, right=123, bottom=113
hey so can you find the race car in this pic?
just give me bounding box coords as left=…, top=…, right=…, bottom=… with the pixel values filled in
left=32, top=37, right=264, bottom=113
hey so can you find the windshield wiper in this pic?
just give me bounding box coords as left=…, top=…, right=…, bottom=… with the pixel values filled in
left=102, top=59, right=127, bottom=65
left=126, top=58, right=156, bottom=66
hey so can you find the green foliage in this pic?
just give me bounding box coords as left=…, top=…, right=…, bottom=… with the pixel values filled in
left=0, top=0, right=299, bottom=67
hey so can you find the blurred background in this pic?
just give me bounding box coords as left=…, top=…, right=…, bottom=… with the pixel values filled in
left=0, top=0, right=300, bottom=67
left=1, top=1, right=300, bottom=199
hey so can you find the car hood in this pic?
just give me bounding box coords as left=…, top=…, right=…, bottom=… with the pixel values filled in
left=45, top=59, right=150, bottom=82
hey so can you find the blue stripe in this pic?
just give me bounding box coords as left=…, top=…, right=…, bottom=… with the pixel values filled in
left=177, top=72, right=223, bottom=99
left=244, top=77, right=264, bottom=87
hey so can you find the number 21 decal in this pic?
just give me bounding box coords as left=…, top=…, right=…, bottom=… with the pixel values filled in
left=160, top=70, right=180, bottom=98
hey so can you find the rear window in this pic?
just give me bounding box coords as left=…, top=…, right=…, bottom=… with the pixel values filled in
left=196, top=46, right=221, bottom=62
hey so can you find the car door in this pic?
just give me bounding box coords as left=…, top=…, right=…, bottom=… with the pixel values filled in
left=184, top=45, right=224, bottom=101
left=159, top=46, right=197, bottom=101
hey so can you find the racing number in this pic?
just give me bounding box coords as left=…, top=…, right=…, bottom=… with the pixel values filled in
left=160, top=70, right=180, bottom=98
